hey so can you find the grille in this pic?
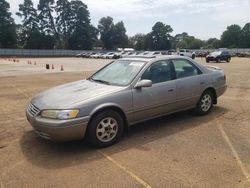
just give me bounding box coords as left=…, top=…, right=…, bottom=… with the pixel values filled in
left=28, top=103, right=40, bottom=117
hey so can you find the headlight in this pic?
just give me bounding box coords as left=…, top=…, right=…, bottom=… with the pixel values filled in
left=41, top=109, right=79, bottom=120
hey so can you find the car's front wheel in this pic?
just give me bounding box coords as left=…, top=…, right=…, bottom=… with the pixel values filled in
left=195, top=90, right=214, bottom=115
left=87, top=110, right=124, bottom=148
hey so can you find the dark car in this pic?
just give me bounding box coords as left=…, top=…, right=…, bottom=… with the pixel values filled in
left=206, top=51, right=231, bottom=63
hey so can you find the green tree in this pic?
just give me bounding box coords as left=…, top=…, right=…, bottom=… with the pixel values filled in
left=113, top=21, right=128, bottom=48
left=68, top=0, right=93, bottom=50
left=98, top=16, right=114, bottom=50
left=55, top=0, right=72, bottom=48
left=205, top=38, right=220, bottom=49
left=187, top=37, right=204, bottom=49
left=38, top=0, right=57, bottom=35
left=176, top=40, right=188, bottom=49
left=37, top=0, right=58, bottom=48
left=149, top=22, right=173, bottom=50
left=172, top=32, right=188, bottom=48
left=129, top=33, right=146, bottom=50
left=220, top=24, right=241, bottom=48
left=240, top=23, right=250, bottom=48
left=0, top=0, right=17, bottom=48
left=16, top=0, right=39, bottom=31
left=17, top=0, right=40, bottom=48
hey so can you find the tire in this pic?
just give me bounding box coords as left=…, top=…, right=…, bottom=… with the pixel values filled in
left=206, top=59, right=209, bottom=63
left=226, top=58, right=230, bottom=63
left=87, top=110, right=124, bottom=148
left=192, top=54, right=195, bottom=59
left=195, top=90, right=214, bottom=115
left=216, top=58, right=220, bottom=63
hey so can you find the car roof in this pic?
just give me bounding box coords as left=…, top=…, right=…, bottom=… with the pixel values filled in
left=121, top=55, right=192, bottom=63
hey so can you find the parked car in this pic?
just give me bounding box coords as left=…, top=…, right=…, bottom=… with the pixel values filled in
left=121, top=51, right=136, bottom=58
left=173, top=49, right=195, bottom=59
left=26, top=56, right=227, bottom=147
left=90, top=53, right=105, bottom=58
left=104, top=52, right=116, bottom=59
left=81, top=52, right=93, bottom=58
left=206, top=51, right=231, bottom=63
left=112, top=51, right=128, bottom=59
left=76, top=52, right=86, bottom=57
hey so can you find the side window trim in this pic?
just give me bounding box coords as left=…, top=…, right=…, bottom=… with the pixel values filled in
left=171, top=58, right=202, bottom=79
left=140, top=60, right=175, bottom=85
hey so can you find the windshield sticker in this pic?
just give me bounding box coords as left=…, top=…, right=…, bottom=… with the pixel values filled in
left=129, top=62, right=144, bottom=67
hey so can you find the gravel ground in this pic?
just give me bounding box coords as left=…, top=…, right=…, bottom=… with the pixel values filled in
left=0, top=57, right=250, bottom=188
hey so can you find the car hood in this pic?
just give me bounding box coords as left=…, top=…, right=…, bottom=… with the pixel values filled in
left=31, top=80, right=124, bottom=110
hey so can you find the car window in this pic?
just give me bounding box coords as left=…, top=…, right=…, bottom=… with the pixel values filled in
left=141, top=60, right=173, bottom=84
left=91, top=60, right=146, bottom=86
left=172, top=59, right=201, bottom=79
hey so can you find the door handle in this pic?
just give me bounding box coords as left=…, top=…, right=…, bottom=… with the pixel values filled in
left=168, top=89, right=174, bottom=92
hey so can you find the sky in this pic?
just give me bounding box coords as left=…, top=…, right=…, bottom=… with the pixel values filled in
left=7, top=0, right=250, bottom=40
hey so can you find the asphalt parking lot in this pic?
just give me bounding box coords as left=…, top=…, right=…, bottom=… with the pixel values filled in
left=0, top=57, right=250, bottom=188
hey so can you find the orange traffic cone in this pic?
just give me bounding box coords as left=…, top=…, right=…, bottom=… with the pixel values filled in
left=60, top=65, right=64, bottom=71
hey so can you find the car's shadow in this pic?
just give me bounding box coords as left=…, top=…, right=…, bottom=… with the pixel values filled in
left=20, top=106, right=228, bottom=169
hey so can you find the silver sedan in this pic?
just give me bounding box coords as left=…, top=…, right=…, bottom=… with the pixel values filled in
left=26, top=56, right=227, bottom=147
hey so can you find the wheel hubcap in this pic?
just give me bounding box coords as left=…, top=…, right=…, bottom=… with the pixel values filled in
left=201, top=94, right=212, bottom=112
left=96, top=117, right=118, bottom=142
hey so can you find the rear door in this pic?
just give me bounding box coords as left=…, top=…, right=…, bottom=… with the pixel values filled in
left=171, top=58, right=206, bottom=109
left=132, top=60, right=176, bottom=122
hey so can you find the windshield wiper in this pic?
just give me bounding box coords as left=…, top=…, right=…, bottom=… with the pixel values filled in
left=90, top=78, right=111, bottom=85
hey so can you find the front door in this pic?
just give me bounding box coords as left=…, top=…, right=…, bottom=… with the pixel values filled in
left=132, top=60, right=176, bottom=123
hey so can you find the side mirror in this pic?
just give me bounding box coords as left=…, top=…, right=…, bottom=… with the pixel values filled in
left=135, top=79, right=152, bottom=89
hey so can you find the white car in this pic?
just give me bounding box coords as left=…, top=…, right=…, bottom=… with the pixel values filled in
left=90, top=53, right=105, bottom=58
left=104, top=52, right=116, bottom=59
left=174, top=49, right=195, bottom=59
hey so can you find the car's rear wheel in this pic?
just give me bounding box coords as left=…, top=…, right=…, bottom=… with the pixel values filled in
left=195, top=90, right=214, bottom=115
left=206, top=59, right=209, bottom=63
left=226, top=58, right=230, bottom=63
left=87, top=110, right=124, bottom=148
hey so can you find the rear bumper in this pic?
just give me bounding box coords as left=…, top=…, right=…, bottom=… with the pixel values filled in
left=26, top=110, right=90, bottom=142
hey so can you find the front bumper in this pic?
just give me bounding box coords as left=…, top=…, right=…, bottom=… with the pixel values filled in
left=206, top=56, right=216, bottom=61
left=26, top=110, right=90, bottom=142
left=216, top=84, right=227, bottom=97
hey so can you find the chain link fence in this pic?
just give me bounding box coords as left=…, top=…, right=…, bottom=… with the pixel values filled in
left=0, top=48, right=250, bottom=57
left=0, top=48, right=85, bottom=57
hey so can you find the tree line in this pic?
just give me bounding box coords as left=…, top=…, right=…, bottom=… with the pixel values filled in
left=1, top=0, right=250, bottom=50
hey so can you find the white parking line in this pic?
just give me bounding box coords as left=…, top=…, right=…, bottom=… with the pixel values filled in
left=98, top=150, right=152, bottom=188
left=217, top=122, right=249, bottom=179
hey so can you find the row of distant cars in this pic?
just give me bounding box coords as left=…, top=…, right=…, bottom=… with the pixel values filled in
left=76, top=51, right=165, bottom=59
left=76, top=49, right=233, bottom=63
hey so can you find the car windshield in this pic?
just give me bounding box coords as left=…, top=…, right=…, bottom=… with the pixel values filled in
left=211, top=51, right=222, bottom=56
left=90, top=60, right=146, bottom=86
